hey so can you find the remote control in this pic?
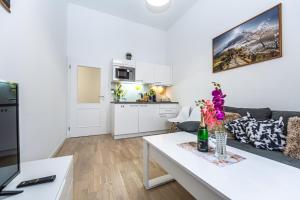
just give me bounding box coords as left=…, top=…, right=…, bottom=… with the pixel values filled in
left=17, top=175, right=56, bottom=188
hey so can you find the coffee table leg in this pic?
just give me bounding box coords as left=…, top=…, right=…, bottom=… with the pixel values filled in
left=143, top=140, right=174, bottom=190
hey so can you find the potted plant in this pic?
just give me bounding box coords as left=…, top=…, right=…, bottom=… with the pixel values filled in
left=135, top=85, right=143, bottom=99
left=148, top=89, right=156, bottom=102
left=126, top=52, right=132, bottom=60
left=112, top=83, right=126, bottom=102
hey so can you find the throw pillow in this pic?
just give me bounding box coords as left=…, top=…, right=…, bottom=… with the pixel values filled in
left=244, top=117, right=286, bottom=151
left=284, top=117, right=300, bottom=159
left=177, top=112, right=241, bottom=134
left=177, top=121, right=199, bottom=133
left=224, top=113, right=255, bottom=144
left=271, top=111, right=300, bottom=136
left=212, top=112, right=241, bottom=139
left=224, top=112, right=242, bottom=123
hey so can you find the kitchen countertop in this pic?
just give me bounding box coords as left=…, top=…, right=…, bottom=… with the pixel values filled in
left=111, top=101, right=179, bottom=104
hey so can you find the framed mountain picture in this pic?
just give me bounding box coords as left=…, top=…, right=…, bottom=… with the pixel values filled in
left=0, top=0, right=10, bottom=13
left=213, top=4, right=282, bottom=73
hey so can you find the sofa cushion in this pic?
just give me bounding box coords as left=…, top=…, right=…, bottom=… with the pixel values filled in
left=177, top=112, right=241, bottom=134
left=284, top=117, right=300, bottom=159
left=272, top=111, right=300, bottom=135
left=244, top=117, right=286, bottom=151
left=224, top=112, right=241, bottom=139
left=225, top=106, right=272, bottom=120
left=227, top=139, right=300, bottom=169
left=208, top=112, right=241, bottom=139
left=177, top=121, right=199, bottom=133
left=224, top=113, right=255, bottom=144
left=224, top=112, right=242, bottom=122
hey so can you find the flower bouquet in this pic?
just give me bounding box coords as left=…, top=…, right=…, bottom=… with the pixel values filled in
left=196, top=82, right=227, bottom=159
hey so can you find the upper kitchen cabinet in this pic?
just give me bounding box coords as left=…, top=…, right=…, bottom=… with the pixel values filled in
left=135, top=62, right=155, bottom=84
left=135, top=62, right=173, bottom=86
left=154, top=65, right=172, bottom=86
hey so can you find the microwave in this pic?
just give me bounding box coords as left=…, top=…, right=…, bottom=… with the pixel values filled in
left=112, top=59, right=136, bottom=82
left=113, top=66, right=135, bottom=82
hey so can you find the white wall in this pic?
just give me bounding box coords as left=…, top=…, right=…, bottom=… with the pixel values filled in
left=167, top=0, right=300, bottom=111
left=0, top=0, right=68, bottom=161
left=68, top=4, right=168, bottom=133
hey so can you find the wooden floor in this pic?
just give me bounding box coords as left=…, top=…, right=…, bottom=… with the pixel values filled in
left=56, top=134, right=195, bottom=200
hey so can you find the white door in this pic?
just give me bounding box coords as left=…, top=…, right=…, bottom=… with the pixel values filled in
left=68, top=64, right=107, bottom=137
left=114, top=104, right=139, bottom=135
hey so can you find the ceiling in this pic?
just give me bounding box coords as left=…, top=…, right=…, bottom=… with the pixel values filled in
left=68, top=0, right=198, bottom=30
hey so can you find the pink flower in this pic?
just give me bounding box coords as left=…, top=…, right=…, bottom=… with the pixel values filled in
left=197, top=82, right=226, bottom=129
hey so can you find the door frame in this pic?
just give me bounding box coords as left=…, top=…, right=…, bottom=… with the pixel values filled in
left=67, top=63, right=71, bottom=138
left=67, top=62, right=108, bottom=138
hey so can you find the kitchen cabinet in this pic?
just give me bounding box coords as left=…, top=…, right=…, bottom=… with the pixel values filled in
left=111, top=103, right=178, bottom=138
left=154, top=65, right=172, bottom=86
left=113, top=104, right=139, bottom=135
left=157, top=113, right=177, bottom=130
left=139, top=104, right=161, bottom=133
left=157, top=104, right=178, bottom=130
left=135, top=62, right=172, bottom=86
left=135, top=62, right=155, bottom=84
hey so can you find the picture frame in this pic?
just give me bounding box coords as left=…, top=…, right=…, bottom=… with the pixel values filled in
left=0, top=0, right=10, bottom=13
left=212, top=3, right=282, bottom=73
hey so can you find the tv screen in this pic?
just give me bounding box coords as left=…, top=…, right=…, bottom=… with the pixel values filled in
left=0, top=81, right=20, bottom=191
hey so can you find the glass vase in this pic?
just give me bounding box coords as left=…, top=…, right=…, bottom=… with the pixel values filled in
left=114, top=96, right=120, bottom=102
left=214, top=131, right=227, bottom=160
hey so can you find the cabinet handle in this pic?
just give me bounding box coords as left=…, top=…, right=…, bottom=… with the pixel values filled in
left=160, top=109, right=174, bottom=113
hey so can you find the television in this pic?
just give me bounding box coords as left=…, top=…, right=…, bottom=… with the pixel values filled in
left=0, top=81, right=22, bottom=196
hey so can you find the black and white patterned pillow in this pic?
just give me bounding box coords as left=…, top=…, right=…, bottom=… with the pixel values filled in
left=224, top=113, right=255, bottom=144
left=244, top=117, right=286, bottom=151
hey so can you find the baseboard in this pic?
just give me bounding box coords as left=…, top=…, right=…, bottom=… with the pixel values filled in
left=113, top=130, right=168, bottom=139
left=67, top=132, right=109, bottom=138
left=49, top=138, right=66, bottom=158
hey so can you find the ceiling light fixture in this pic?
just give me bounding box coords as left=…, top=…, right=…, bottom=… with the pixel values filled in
left=146, top=0, right=171, bottom=13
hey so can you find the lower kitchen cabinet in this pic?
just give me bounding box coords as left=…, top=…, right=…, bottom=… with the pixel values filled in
left=111, top=103, right=178, bottom=138
left=139, top=104, right=161, bottom=133
left=112, top=104, right=139, bottom=135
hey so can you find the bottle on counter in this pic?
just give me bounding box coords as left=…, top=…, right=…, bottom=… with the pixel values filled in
left=197, top=112, right=209, bottom=152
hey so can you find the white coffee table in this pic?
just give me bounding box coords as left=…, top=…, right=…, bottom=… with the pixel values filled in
left=143, top=132, right=300, bottom=200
